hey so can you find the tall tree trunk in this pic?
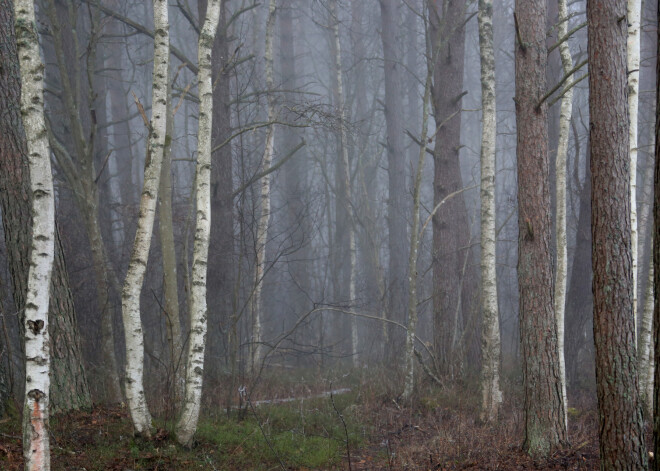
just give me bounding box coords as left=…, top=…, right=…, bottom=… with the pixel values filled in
left=379, top=0, right=408, bottom=359
left=589, top=0, right=647, bottom=467
left=280, top=0, right=314, bottom=358
left=44, top=0, right=123, bottom=403
left=639, top=258, right=654, bottom=415
left=121, top=0, right=170, bottom=437
left=330, top=0, right=358, bottom=366
left=176, top=0, right=221, bottom=447
left=477, top=0, right=502, bottom=422
left=554, top=0, right=574, bottom=426
left=14, top=0, right=56, bottom=468
left=0, top=0, right=90, bottom=414
left=653, top=8, right=660, bottom=462
left=249, top=0, right=276, bottom=374
left=515, top=0, right=567, bottom=456
left=200, top=0, right=234, bottom=387
left=158, top=89, right=182, bottom=405
left=629, top=0, right=642, bottom=339
left=565, top=142, right=592, bottom=386
left=430, top=0, right=471, bottom=377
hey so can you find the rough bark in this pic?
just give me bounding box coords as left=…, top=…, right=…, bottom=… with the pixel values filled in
left=654, top=7, right=660, bottom=461
left=0, top=0, right=90, bottom=414
left=430, top=0, right=471, bottom=377
left=477, top=0, right=502, bottom=422
left=280, top=0, right=314, bottom=357
left=379, top=0, right=408, bottom=358
left=515, top=0, right=567, bottom=456
left=176, top=0, right=221, bottom=447
left=565, top=145, right=592, bottom=386
left=14, top=0, right=55, bottom=468
left=589, top=0, right=647, bottom=467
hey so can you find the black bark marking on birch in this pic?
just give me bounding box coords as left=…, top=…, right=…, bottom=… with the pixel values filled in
left=27, top=319, right=44, bottom=335
left=27, top=389, right=45, bottom=402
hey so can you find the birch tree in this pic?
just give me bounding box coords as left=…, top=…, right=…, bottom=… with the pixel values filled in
left=121, top=0, right=170, bottom=437
left=628, top=0, right=641, bottom=336
left=554, top=0, right=574, bottom=427
left=13, top=0, right=55, bottom=468
left=0, top=0, right=90, bottom=414
left=478, top=0, right=502, bottom=422
left=330, top=0, right=358, bottom=366
left=402, top=47, right=432, bottom=402
left=176, top=0, right=221, bottom=447
left=249, top=0, right=276, bottom=374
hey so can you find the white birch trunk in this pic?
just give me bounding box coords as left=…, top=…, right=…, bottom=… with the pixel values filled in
left=14, top=1, right=55, bottom=468
left=638, top=258, right=654, bottom=415
left=402, top=61, right=433, bottom=401
left=176, top=0, right=221, bottom=447
left=330, top=0, right=358, bottom=367
left=120, top=0, right=169, bottom=437
left=478, top=0, right=502, bottom=421
left=250, top=0, right=276, bottom=374
left=554, top=0, right=573, bottom=427
left=628, top=0, right=641, bottom=338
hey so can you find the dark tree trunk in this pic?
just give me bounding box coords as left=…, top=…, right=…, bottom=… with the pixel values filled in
left=379, top=0, right=408, bottom=359
left=565, top=150, right=592, bottom=388
left=430, top=0, right=472, bottom=377
left=654, top=0, right=660, bottom=466
left=589, top=0, right=647, bottom=468
left=198, top=0, right=235, bottom=385
left=514, top=0, right=567, bottom=456
left=280, top=0, right=313, bottom=341
left=0, top=0, right=91, bottom=413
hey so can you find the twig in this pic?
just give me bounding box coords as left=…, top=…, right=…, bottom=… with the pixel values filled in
left=514, top=12, right=525, bottom=50
left=232, top=140, right=305, bottom=198
left=414, top=349, right=444, bottom=388
left=330, top=389, right=352, bottom=471
left=546, top=73, right=588, bottom=109
left=94, top=150, right=113, bottom=183
left=547, top=21, right=587, bottom=54
left=537, top=59, right=588, bottom=109
left=246, top=394, right=287, bottom=471
left=131, top=91, right=151, bottom=130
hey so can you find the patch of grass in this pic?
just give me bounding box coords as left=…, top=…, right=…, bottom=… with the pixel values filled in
left=197, top=390, right=365, bottom=469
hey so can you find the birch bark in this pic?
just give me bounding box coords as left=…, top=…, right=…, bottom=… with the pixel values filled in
left=402, top=61, right=432, bottom=402
left=330, top=0, right=358, bottom=367
left=120, top=0, right=169, bottom=436
left=14, top=0, right=55, bottom=468
left=628, top=0, right=641, bottom=339
left=478, top=0, right=502, bottom=422
left=176, top=0, right=221, bottom=447
left=554, top=0, right=574, bottom=427
left=249, top=0, right=276, bottom=374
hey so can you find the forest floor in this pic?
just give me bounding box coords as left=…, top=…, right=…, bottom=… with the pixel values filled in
left=0, top=368, right=617, bottom=470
